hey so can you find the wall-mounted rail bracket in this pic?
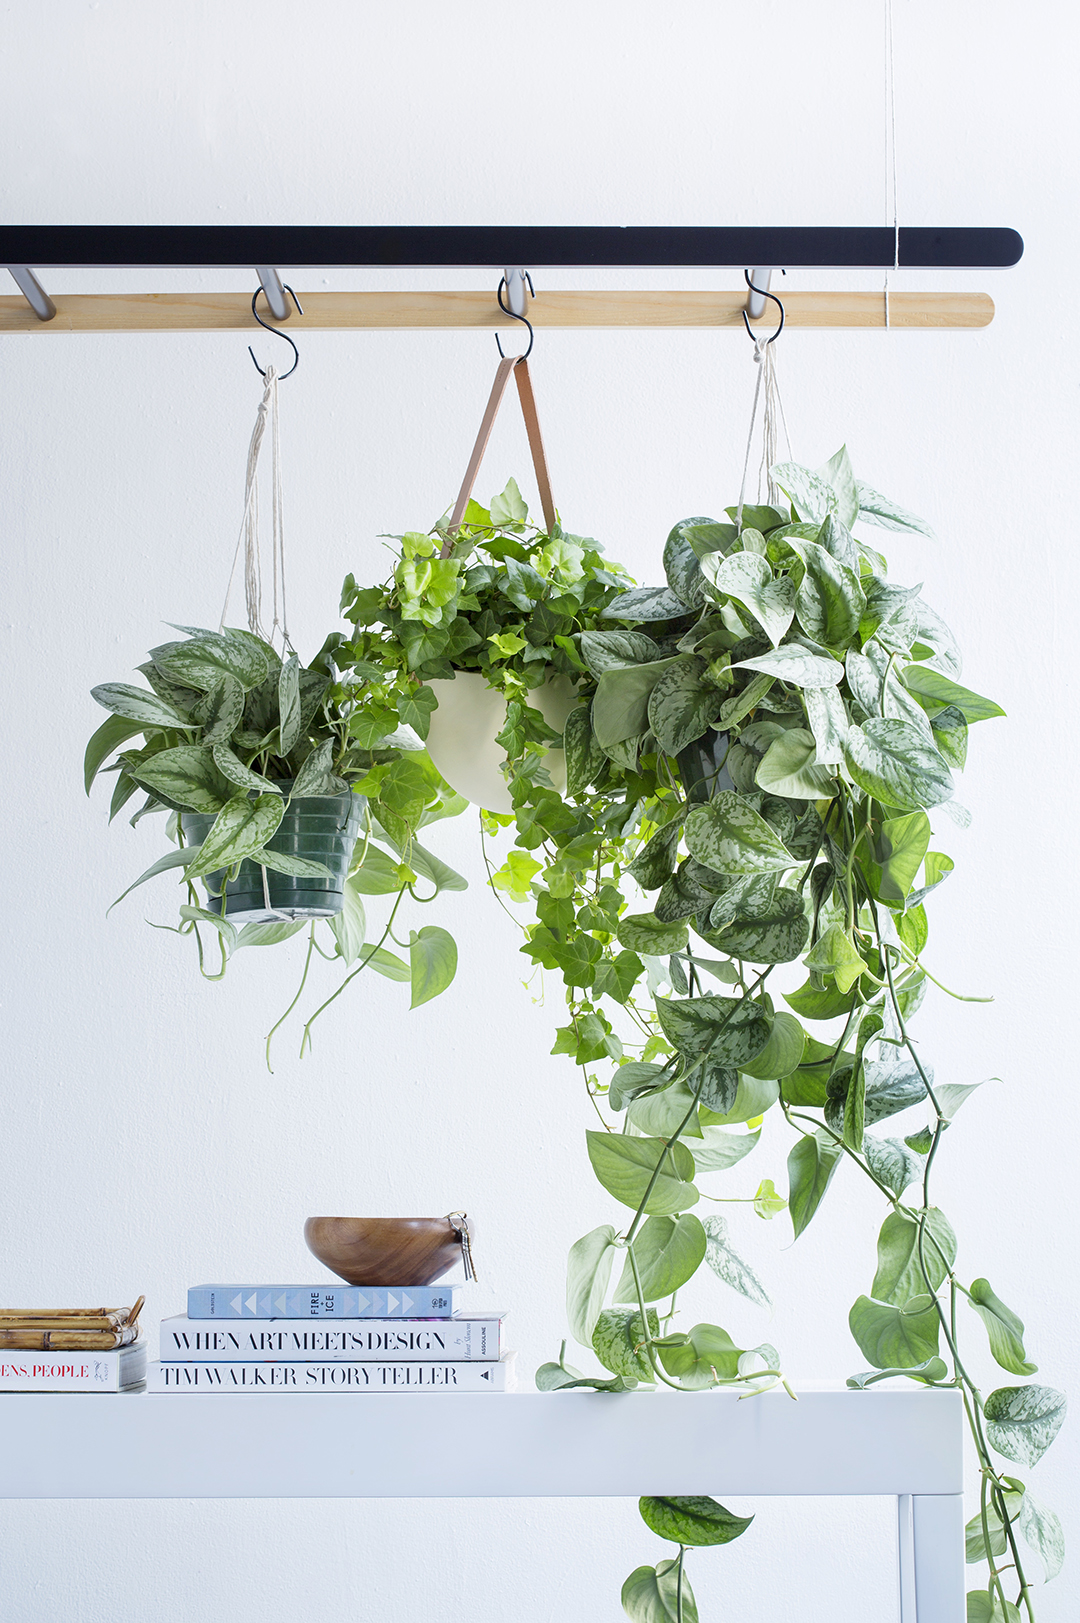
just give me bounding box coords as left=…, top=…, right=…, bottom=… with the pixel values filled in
left=254, top=267, right=290, bottom=321
left=503, top=268, right=531, bottom=318
left=6, top=266, right=56, bottom=322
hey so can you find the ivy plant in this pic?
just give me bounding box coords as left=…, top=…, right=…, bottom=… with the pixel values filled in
left=85, top=622, right=467, bottom=1061
left=354, top=454, right=1062, bottom=1623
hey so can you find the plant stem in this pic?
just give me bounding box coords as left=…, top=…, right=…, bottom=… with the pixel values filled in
left=264, top=924, right=317, bottom=1072
left=298, top=886, right=408, bottom=1057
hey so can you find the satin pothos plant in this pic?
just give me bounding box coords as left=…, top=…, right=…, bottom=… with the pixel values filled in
left=412, top=451, right=1059, bottom=1623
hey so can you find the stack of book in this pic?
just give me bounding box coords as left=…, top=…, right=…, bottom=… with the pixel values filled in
left=0, top=1297, right=147, bottom=1392
left=150, top=1283, right=513, bottom=1392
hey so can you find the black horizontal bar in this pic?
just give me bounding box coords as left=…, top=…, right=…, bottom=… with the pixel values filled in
left=0, top=225, right=1023, bottom=270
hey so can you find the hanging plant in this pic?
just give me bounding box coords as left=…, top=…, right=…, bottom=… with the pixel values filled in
left=339, top=445, right=1062, bottom=1622
left=85, top=364, right=468, bottom=1062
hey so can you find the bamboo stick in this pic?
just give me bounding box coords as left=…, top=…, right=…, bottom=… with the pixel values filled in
left=0, top=289, right=993, bottom=335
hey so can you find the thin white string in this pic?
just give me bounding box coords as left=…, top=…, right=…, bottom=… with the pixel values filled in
left=883, top=0, right=899, bottom=329
left=219, top=366, right=289, bottom=650
left=736, top=339, right=767, bottom=525
left=738, top=336, right=792, bottom=524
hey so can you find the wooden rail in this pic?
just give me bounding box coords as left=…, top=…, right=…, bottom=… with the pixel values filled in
left=0, top=289, right=993, bottom=334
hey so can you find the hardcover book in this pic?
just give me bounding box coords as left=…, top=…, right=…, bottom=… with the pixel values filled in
left=186, top=1285, right=463, bottom=1320
left=0, top=1340, right=147, bottom=1392
left=161, top=1314, right=502, bottom=1361
left=149, top=1352, right=515, bottom=1392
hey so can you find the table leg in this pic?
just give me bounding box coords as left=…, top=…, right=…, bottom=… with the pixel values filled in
left=909, top=1493, right=965, bottom=1623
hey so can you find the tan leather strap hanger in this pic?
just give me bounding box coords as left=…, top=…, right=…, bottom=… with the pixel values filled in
left=440, top=355, right=556, bottom=557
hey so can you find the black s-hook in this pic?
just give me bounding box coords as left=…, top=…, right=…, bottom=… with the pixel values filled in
left=249, top=284, right=304, bottom=379
left=741, top=269, right=785, bottom=345
left=495, top=273, right=535, bottom=360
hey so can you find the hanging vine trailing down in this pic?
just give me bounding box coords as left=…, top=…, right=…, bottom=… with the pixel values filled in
left=331, top=454, right=1064, bottom=1623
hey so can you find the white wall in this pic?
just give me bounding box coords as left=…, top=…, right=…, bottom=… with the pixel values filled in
left=0, top=2, right=1075, bottom=1619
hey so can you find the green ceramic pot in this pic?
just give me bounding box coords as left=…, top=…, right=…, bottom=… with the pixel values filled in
left=181, top=785, right=364, bottom=925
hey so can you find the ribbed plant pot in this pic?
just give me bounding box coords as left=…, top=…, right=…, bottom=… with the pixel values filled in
left=425, top=671, right=578, bottom=814
left=181, top=785, right=364, bottom=926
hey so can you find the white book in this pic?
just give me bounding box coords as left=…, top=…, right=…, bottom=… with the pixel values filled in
left=148, top=1352, right=516, bottom=1393
left=160, top=1313, right=503, bottom=1362
left=0, top=1340, right=147, bottom=1392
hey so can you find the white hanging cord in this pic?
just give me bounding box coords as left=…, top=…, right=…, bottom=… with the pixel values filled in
left=219, top=366, right=291, bottom=649
left=883, top=0, right=899, bottom=329
left=737, top=336, right=792, bottom=525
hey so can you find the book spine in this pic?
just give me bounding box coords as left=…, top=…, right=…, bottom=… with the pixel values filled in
left=186, top=1286, right=462, bottom=1320
left=0, top=1344, right=146, bottom=1391
left=161, top=1317, right=501, bottom=1362
left=149, top=1356, right=513, bottom=1392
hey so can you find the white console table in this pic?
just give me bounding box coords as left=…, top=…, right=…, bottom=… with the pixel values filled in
left=0, top=1386, right=964, bottom=1623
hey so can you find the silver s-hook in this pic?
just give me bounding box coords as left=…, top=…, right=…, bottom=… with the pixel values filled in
left=495, top=271, right=535, bottom=360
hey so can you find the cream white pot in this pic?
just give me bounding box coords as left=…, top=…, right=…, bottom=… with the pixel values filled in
left=425, top=671, right=579, bottom=813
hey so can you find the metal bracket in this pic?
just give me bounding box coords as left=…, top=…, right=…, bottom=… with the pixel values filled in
left=503, top=267, right=531, bottom=318
left=254, top=267, right=290, bottom=321
left=745, top=267, right=773, bottom=320
left=6, top=266, right=56, bottom=321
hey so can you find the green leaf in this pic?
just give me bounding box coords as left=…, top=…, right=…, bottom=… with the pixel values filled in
left=755, top=728, right=837, bottom=799
left=291, top=740, right=349, bottom=798
left=328, top=880, right=366, bottom=965
left=349, top=845, right=406, bottom=894
left=854, top=480, right=935, bottom=537
left=566, top=1224, right=618, bottom=1345
left=187, top=792, right=285, bottom=877
left=901, top=665, right=1005, bottom=724
left=408, top=925, right=457, bottom=1007
left=90, top=682, right=194, bottom=730
left=647, top=656, right=725, bottom=755
left=816, top=445, right=860, bottom=528
left=563, top=704, right=607, bottom=796
left=617, top=914, right=690, bottom=956
left=627, top=1081, right=704, bottom=1139
left=692, top=1128, right=761, bottom=1173
left=787, top=1130, right=843, bottom=1239
left=872, top=1208, right=957, bottom=1304
left=848, top=1294, right=941, bottom=1368
left=783, top=978, right=855, bottom=1021
left=129, top=745, right=231, bottom=814
left=534, top=1363, right=636, bottom=1393
left=965, top=1591, right=1021, bottom=1623
left=741, top=1011, right=805, bottom=1079
left=968, top=1279, right=1038, bottom=1376
left=655, top=1321, right=744, bottom=1386
left=639, top=1496, right=753, bottom=1548
left=152, top=629, right=269, bottom=692
left=592, top=659, right=678, bottom=748
left=361, top=944, right=411, bottom=982
left=178, top=902, right=237, bottom=951
left=593, top=1307, right=660, bottom=1381
left=702, top=551, right=795, bottom=647
left=107, top=843, right=203, bottom=912
left=803, top=923, right=867, bottom=995
left=194, top=674, right=246, bottom=744
left=621, top=1561, right=698, bottom=1623
left=608, top=1061, right=673, bottom=1112
left=701, top=1214, right=770, bottom=1306
left=629, top=822, right=682, bottom=891
left=489, top=476, right=528, bottom=525
left=614, top=1214, right=707, bottom=1303
left=684, top=791, right=797, bottom=876
left=601, top=585, right=691, bottom=622
left=84, top=714, right=149, bottom=794
left=1018, top=1491, right=1065, bottom=1581
left=984, top=1386, right=1068, bottom=1468
left=772, top=462, right=838, bottom=524
left=234, top=918, right=307, bottom=947
left=579, top=629, right=662, bottom=677
left=252, top=848, right=333, bottom=878
left=699, top=1074, right=779, bottom=1127
left=867, top=811, right=931, bottom=904
left=732, top=644, right=845, bottom=688
left=277, top=654, right=302, bottom=753
left=863, top=1052, right=931, bottom=1123
left=586, top=1131, right=698, bottom=1215
left=654, top=995, right=771, bottom=1070
left=109, top=772, right=140, bottom=821
left=862, top=1134, right=925, bottom=1196
left=843, top=719, right=953, bottom=811
left=714, top=889, right=809, bottom=965
left=792, top=539, right=866, bottom=647
left=663, top=518, right=710, bottom=607
left=407, top=840, right=469, bottom=893
left=847, top=1356, right=949, bottom=1389
left=210, top=743, right=282, bottom=795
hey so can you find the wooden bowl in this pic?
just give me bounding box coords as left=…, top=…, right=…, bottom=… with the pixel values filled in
left=304, top=1216, right=462, bottom=1287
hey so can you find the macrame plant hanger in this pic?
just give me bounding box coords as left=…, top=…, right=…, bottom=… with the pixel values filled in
left=736, top=272, right=792, bottom=524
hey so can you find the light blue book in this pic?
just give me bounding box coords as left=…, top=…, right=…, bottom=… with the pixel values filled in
left=186, top=1285, right=462, bottom=1319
